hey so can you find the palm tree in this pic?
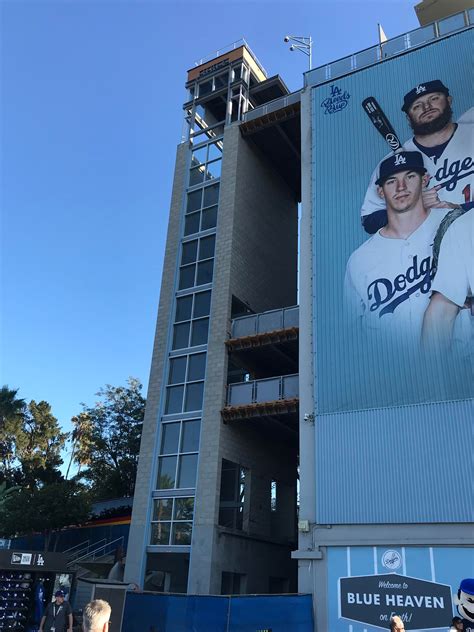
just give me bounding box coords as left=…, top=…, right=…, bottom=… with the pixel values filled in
left=0, top=386, right=25, bottom=480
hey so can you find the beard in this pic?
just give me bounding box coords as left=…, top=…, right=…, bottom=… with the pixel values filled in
left=409, top=102, right=453, bottom=136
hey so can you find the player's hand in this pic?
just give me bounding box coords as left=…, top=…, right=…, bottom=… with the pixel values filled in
left=422, top=184, right=443, bottom=208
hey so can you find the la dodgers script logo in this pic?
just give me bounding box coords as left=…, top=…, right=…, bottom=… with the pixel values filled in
left=415, top=84, right=427, bottom=94
left=367, top=254, right=436, bottom=317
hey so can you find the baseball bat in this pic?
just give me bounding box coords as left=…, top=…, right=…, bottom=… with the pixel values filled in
left=362, top=97, right=402, bottom=152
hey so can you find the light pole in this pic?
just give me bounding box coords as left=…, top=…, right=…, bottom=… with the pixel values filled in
left=284, top=35, right=313, bottom=70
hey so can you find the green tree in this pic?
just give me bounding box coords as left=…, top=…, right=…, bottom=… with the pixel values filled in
left=72, top=378, right=145, bottom=499
left=0, top=386, right=26, bottom=483
left=0, top=480, right=91, bottom=551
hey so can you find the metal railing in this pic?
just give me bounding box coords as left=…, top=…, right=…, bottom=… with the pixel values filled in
left=231, top=306, right=299, bottom=339
left=67, top=536, right=124, bottom=568
left=194, top=38, right=268, bottom=78
left=227, top=374, right=299, bottom=407
left=305, top=9, right=473, bottom=87
left=242, top=91, right=301, bottom=124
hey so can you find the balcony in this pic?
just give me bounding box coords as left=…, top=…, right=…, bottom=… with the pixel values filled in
left=222, top=374, right=299, bottom=439
left=230, top=306, right=298, bottom=338
left=227, top=306, right=299, bottom=378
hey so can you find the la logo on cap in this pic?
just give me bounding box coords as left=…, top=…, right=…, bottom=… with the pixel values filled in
left=415, top=84, right=427, bottom=94
left=394, top=154, right=406, bottom=166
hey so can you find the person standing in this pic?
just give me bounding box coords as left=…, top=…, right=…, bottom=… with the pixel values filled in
left=389, top=615, right=405, bottom=631
left=38, top=589, right=73, bottom=632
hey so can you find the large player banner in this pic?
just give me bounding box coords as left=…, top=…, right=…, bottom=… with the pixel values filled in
left=311, top=29, right=473, bottom=413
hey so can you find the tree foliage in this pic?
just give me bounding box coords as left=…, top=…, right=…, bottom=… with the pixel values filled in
left=72, top=378, right=145, bottom=499
left=0, top=388, right=67, bottom=488
left=0, top=480, right=91, bottom=550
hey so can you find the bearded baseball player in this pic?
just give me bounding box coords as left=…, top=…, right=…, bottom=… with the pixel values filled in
left=361, top=80, right=473, bottom=234
left=422, top=209, right=473, bottom=349
left=345, top=151, right=451, bottom=343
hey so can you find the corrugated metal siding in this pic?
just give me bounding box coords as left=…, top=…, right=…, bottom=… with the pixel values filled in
left=316, top=399, right=474, bottom=523
left=310, top=29, right=473, bottom=415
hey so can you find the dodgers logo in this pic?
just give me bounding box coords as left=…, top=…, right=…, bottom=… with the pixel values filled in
left=394, top=154, right=406, bottom=166
left=367, top=255, right=435, bottom=316
left=415, top=84, right=427, bottom=94
left=320, top=84, right=350, bottom=114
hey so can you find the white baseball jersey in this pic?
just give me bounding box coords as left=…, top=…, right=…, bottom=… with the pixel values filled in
left=344, top=209, right=449, bottom=342
left=431, top=209, right=473, bottom=306
left=361, top=108, right=474, bottom=218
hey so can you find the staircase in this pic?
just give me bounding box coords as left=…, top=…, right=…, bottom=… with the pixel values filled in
left=64, top=537, right=125, bottom=579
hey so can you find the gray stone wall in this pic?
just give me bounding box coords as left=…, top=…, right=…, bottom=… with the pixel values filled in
left=124, top=143, right=188, bottom=585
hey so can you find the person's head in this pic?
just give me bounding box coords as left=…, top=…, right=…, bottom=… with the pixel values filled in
left=390, top=615, right=405, bottom=631
left=402, top=80, right=452, bottom=136
left=82, top=599, right=111, bottom=632
left=452, top=616, right=464, bottom=630
left=54, top=589, right=65, bottom=604
left=376, top=151, right=428, bottom=214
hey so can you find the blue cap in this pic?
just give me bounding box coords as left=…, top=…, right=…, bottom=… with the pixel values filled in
left=55, top=590, right=65, bottom=597
left=460, top=578, right=474, bottom=595
left=402, top=80, right=449, bottom=112
left=375, top=151, right=426, bottom=186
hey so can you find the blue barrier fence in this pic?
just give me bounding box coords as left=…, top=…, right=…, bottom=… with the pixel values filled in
left=121, top=592, right=314, bottom=632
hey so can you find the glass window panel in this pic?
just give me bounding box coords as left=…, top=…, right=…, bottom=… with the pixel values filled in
left=187, top=353, right=206, bottom=381
left=181, top=419, right=201, bottom=453
left=214, top=72, right=228, bottom=90
left=208, top=142, right=222, bottom=161
left=152, top=498, right=173, bottom=521
left=218, top=507, right=236, bottom=528
left=178, top=453, right=198, bottom=487
left=184, top=382, right=204, bottom=412
left=172, top=322, right=190, bottom=350
left=157, top=455, right=177, bottom=488
left=165, top=385, right=184, bottom=414
left=186, top=189, right=202, bottom=214
left=184, top=212, right=201, bottom=236
left=191, top=318, right=209, bottom=346
left=175, top=296, right=193, bottom=322
left=198, top=80, right=212, bottom=96
left=191, top=146, right=207, bottom=166
left=172, top=522, right=192, bottom=545
left=179, top=264, right=196, bottom=290
left=205, top=159, right=221, bottom=181
left=196, top=259, right=214, bottom=285
left=193, top=291, right=211, bottom=318
left=168, top=357, right=187, bottom=384
left=189, top=166, right=205, bottom=187
left=199, top=235, right=215, bottom=260
left=150, top=521, right=171, bottom=545
left=201, top=206, right=217, bottom=231
left=203, top=183, right=219, bottom=208
left=160, top=422, right=181, bottom=454
left=181, top=240, right=198, bottom=265
left=174, top=497, right=194, bottom=520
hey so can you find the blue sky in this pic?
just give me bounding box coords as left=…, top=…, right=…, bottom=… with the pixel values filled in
left=1, top=0, right=419, bottom=453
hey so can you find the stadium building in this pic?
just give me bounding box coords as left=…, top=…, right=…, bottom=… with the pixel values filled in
left=125, top=7, right=473, bottom=631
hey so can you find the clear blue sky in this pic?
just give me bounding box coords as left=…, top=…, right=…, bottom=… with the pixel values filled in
left=1, top=1, right=419, bottom=442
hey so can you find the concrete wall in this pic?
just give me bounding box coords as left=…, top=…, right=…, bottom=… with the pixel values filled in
left=124, top=143, right=188, bottom=586
left=188, top=123, right=298, bottom=595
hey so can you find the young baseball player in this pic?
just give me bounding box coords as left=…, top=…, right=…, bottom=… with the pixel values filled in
left=345, top=151, right=450, bottom=344
left=361, top=80, right=473, bottom=233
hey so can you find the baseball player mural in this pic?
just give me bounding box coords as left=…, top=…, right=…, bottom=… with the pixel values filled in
left=361, top=80, right=474, bottom=234
left=344, top=151, right=454, bottom=345
left=456, top=578, right=474, bottom=632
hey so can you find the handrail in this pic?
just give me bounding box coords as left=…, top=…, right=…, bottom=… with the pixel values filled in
left=63, top=539, right=90, bottom=555
left=227, top=374, right=299, bottom=407
left=68, top=536, right=125, bottom=567
left=305, top=10, right=472, bottom=87
left=66, top=538, right=107, bottom=562
left=231, top=305, right=299, bottom=338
